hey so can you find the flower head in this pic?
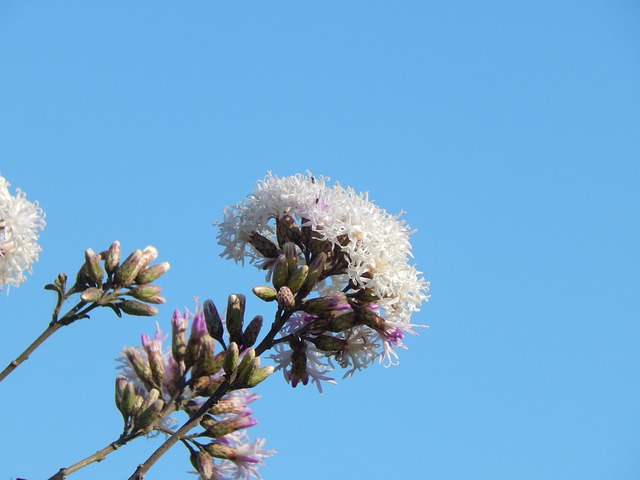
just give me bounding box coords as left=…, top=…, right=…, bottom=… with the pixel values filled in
left=216, top=172, right=430, bottom=387
left=0, top=174, right=45, bottom=291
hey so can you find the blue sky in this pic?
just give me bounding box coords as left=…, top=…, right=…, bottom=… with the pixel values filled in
left=1, top=1, right=640, bottom=479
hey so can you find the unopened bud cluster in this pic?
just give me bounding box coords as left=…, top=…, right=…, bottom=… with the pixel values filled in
left=58, top=241, right=169, bottom=320
left=116, top=296, right=274, bottom=474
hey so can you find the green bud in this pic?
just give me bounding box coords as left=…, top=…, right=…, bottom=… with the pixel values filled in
left=114, top=249, right=144, bottom=287
left=248, top=232, right=279, bottom=259
left=272, top=254, right=289, bottom=291
left=223, top=342, right=239, bottom=376
left=302, top=292, right=348, bottom=315
left=252, top=285, right=277, bottom=302
left=115, top=375, right=128, bottom=413
left=245, top=365, right=274, bottom=388
left=276, top=214, right=301, bottom=247
left=298, top=252, right=327, bottom=297
left=193, top=335, right=219, bottom=378
left=84, top=248, right=104, bottom=285
left=80, top=287, right=102, bottom=303
left=147, top=350, right=166, bottom=388
left=120, top=300, right=159, bottom=317
left=311, top=335, right=348, bottom=352
left=287, top=265, right=309, bottom=293
left=135, top=261, right=170, bottom=285
left=123, top=347, right=155, bottom=390
left=129, top=285, right=166, bottom=304
left=242, top=315, right=263, bottom=348
left=134, top=398, right=163, bottom=432
left=237, top=347, right=255, bottom=376
left=277, top=286, right=296, bottom=310
left=357, top=308, right=386, bottom=331
left=226, top=294, right=245, bottom=345
left=203, top=442, right=236, bottom=460
left=283, top=242, right=298, bottom=277
left=235, top=357, right=261, bottom=388
left=327, top=311, right=358, bottom=332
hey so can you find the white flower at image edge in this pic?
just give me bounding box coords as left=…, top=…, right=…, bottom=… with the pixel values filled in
left=0, top=174, right=45, bottom=291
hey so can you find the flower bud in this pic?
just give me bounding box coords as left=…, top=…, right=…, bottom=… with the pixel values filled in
left=283, top=242, right=298, bottom=277
left=123, top=347, right=155, bottom=391
left=276, top=214, right=301, bottom=247
left=114, top=249, right=144, bottom=287
left=252, top=285, right=277, bottom=302
left=276, top=286, right=296, bottom=310
left=135, top=261, right=170, bottom=285
left=311, top=335, right=348, bottom=352
left=248, top=232, right=279, bottom=259
left=237, top=348, right=255, bottom=376
left=242, top=315, right=263, bottom=348
left=203, top=442, right=236, bottom=460
left=115, top=375, right=128, bottom=414
left=193, top=335, right=220, bottom=378
left=119, top=300, right=159, bottom=317
left=235, top=357, right=260, bottom=388
left=245, top=365, right=274, bottom=388
left=140, top=246, right=158, bottom=269
left=203, top=299, right=224, bottom=343
left=129, top=285, right=166, bottom=304
left=201, top=413, right=257, bottom=438
left=185, top=312, right=208, bottom=371
left=356, top=308, right=386, bottom=331
left=134, top=398, right=163, bottom=431
left=80, top=287, right=102, bottom=303
left=290, top=349, right=309, bottom=388
left=223, top=342, right=239, bottom=375
left=272, top=254, right=289, bottom=291
left=119, top=380, right=138, bottom=421
left=302, top=292, right=349, bottom=315
left=226, top=294, right=245, bottom=345
left=193, top=375, right=224, bottom=397
left=298, top=252, right=327, bottom=297
left=171, top=310, right=188, bottom=362
left=287, top=265, right=309, bottom=293
left=327, top=311, right=357, bottom=332
left=105, top=240, right=121, bottom=274
left=84, top=248, right=104, bottom=285
left=190, top=449, right=214, bottom=478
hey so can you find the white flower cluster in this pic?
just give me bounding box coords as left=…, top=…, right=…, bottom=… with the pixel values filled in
left=0, top=174, right=45, bottom=291
left=217, top=172, right=430, bottom=388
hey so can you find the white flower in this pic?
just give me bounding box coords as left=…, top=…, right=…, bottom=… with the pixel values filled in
left=216, top=173, right=429, bottom=384
left=216, top=172, right=429, bottom=327
left=0, top=174, right=45, bottom=291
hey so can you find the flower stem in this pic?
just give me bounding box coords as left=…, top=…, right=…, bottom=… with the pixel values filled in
left=127, top=379, right=231, bottom=480
left=0, top=321, right=64, bottom=382
left=47, top=433, right=133, bottom=480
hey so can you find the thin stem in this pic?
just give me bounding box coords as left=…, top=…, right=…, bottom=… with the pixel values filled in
left=47, top=390, right=181, bottom=479
left=47, top=433, right=134, bottom=480
left=0, top=321, right=63, bottom=382
left=127, top=379, right=231, bottom=480
left=0, top=301, right=98, bottom=383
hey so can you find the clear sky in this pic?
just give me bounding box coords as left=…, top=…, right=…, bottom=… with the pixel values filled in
left=1, top=1, right=640, bottom=479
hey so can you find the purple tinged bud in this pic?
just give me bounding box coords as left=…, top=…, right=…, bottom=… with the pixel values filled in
left=171, top=309, right=188, bottom=362
left=302, top=292, right=349, bottom=315
left=248, top=232, right=279, bottom=258
left=276, top=286, right=295, bottom=310
left=124, top=347, right=155, bottom=391
left=185, top=312, right=208, bottom=371
left=140, top=246, right=158, bottom=268
left=190, top=450, right=214, bottom=478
